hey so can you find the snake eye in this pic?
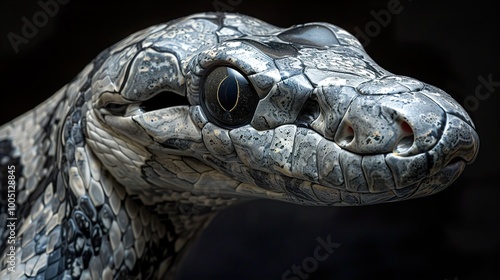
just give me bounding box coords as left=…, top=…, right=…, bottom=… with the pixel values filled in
left=202, top=66, right=259, bottom=127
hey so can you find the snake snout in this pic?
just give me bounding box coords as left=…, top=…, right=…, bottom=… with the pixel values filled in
left=333, top=91, right=446, bottom=156
left=334, top=114, right=416, bottom=155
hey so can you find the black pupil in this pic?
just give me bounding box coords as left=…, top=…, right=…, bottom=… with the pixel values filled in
left=202, top=66, right=259, bottom=127
left=217, top=68, right=240, bottom=111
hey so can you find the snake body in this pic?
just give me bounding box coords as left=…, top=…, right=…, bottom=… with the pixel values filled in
left=0, top=12, right=479, bottom=279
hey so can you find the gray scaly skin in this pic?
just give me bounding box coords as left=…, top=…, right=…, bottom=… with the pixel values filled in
left=0, top=12, right=479, bottom=279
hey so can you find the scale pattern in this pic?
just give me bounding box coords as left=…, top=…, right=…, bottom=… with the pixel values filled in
left=0, top=12, right=479, bottom=279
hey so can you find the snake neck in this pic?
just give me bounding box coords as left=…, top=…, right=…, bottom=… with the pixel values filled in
left=0, top=82, right=221, bottom=279
left=60, top=151, right=218, bottom=279
left=58, top=89, right=223, bottom=278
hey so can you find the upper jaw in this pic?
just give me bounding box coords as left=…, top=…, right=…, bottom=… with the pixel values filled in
left=227, top=75, right=479, bottom=205
left=228, top=111, right=478, bottom=206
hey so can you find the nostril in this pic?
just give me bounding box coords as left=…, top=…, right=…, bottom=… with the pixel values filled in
left=337, top=124, right=355, bottom=146
left=395, top=136, right=414, bottom=154
left=394, top=120, right=415, bottom=154
left=400, top=121, right=412, bottom=135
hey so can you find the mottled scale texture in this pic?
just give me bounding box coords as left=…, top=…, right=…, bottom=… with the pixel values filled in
left=0, top=12, right=479, bottom=279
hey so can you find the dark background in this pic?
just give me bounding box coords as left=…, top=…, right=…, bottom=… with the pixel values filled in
left=1, top=0, right=498, bottom=279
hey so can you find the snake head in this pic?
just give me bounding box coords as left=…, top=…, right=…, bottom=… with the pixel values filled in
left=86, top=13, right=479, bottom=207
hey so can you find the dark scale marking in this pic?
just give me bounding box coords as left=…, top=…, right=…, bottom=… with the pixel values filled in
left=81, top=246, right=92, bottom=268
left=73, top=231, right=85, bottom=256
left=73, top=210, right=92, bottom=238
left=65, top=139, right=76, bottom=164
left=71, top=258, right=84, bottom=279
left=90, top=225, right=103, bottom=254
left=62, top=114, right=73, bottom=139
left=71, top=126, right=84, bottom=145
left=75, top=94, right=85, bottom=107
left=79, top=196, right=97, bottom=222
left=71, top=109, right=81, bottom=124
left=63, top=219, right=77, bottom=243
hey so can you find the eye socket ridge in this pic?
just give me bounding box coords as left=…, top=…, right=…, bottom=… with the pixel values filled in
left=201, top=65, right=259, bottom=128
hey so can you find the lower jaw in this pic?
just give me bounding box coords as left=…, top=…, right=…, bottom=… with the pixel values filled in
left=407, top=159, right=466, bottom=200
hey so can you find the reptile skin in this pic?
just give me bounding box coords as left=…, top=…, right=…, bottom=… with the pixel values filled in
left=0, top=12, right=479, bottom=279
